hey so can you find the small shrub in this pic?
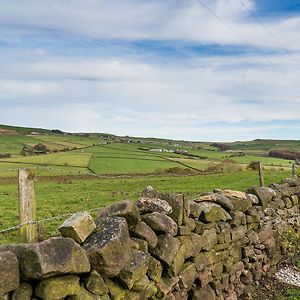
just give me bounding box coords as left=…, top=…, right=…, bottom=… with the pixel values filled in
left=280, top=226, right=300, bottom=262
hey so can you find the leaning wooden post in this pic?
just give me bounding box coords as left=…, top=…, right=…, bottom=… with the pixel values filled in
left=292, top=163, right=296, bottom=176
left=258, top=161, right=264, bottom=187
left=18, top=169, right=37, bottom=243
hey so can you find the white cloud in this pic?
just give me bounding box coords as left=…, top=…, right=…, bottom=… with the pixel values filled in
left=0, top=0, right=300, bottom=140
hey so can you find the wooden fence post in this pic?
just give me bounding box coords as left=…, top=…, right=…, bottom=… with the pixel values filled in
left=258, top=161, right=264, bottom=187
left=292, top=163, right=296, bottom=176
left=18, top=169, right=37, bottom=243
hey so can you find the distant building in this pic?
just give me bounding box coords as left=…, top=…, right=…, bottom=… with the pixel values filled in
left=149, top=149, right=163, bottom=152
left=174, top=149, right=188, bottom=154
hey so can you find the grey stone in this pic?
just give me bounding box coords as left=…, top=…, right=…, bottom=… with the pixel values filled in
left=59, top=211, right=96, bottom=243
left=96, top=200, right=140, bottom=227
left=0, top=238, right=90, bottom=280
left=131, top=221, right=158, bottom=249
left=197, top=202, right=231, bottom=222
left=35, top=275, right=81, bottom=300
left=0, top=251, right=19, bottom=295
left=11, top=282, right=32, bottom=300
left=142, top=212, right=177, bottom=236
left=151, top=234, right=180, bottom=266
left=136, top=197, right=172, bottom=214
left=83, top=217, right=131, bottom=277
left=119, top=251, right=150, bottom=289
left=84, top=270, right=108, bottom=296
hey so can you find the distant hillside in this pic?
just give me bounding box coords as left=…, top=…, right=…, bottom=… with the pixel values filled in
left=0, top=124, right=52, bottom=135
left=0, top=129, right=18, bottom=136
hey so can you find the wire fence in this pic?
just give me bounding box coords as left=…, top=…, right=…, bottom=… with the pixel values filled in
left=0, top=164, right=298, bottom=240
left=0, top=176, right=259, bottom=236
left=0, top=206, right=104, bottom=235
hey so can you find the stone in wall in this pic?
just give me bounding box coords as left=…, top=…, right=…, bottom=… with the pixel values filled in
left=0, top=251, right=19, bottom=295
left=83, top=216, right=131, bottom=277
left=58, top=211, right=96, bottom=243
left=142, top=212, right=178, bottom=236
left=0, top=237, right=90, bottom=280
left=96, top=200, right=141, bottom=227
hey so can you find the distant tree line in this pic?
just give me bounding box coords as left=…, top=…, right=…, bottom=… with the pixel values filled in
left=268, top=149, right=300, bottom=160
left=210, top=143, right=231, bottom=151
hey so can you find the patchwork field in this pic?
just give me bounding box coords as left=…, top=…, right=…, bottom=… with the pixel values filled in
left=0, top=124, right=299, bottom=245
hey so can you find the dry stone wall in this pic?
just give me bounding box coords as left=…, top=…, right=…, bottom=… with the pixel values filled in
left=1, top=176, right=300, bottom=300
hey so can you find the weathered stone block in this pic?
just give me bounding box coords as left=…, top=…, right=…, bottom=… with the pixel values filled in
left=247, top=186, right=276, bottom=209
left=131, top=221, right=158, bottom=249
left=211, top=262, right=224, bottom=278
left=142, top=212, right=177, bottom=236
left=59, top=211, right=96, bottom=243
left=119, top=251, right=150, bottom=289
left=163, top=194, right=184, bottom=225
left=136, top=197, right=172, bottom=214
left=189, top=201, right=203, bottom=219
left=0, top=251, right=19, bottom=295
left=197, top=202, right=231, bottom=222
left=173, top=290, right=188, bottom=300
left=177, top=233, right=202, bottom=258
left=219, top=190, right=252, bottom=212
left=96, top=200, right=140, bottom=226
left=105, top=278, right=128, bottom=300
left=198, top=270, right=213, bottom=287
left=67, top=285, right=105, bottom=300
left=185, top=217, right=196, bottom=231
left=193, top=285, right=216, bottom=300
left=179, top=262, right=197, bottom=290
left=196, top=193, right=234, bottom=211
left=257, top=226, right=273, bottom=243
left=11, top=282, right=32, bottom=300
left=147, top=256, right=162, bottom=283
left=194, top=220, right=216, bottom=235
left=151, top=234, right=180, bottom=266
left=83, top=217, right=131, bottom=277
left=35, top=275, right=80, bottom=300
left=193, top=251, right=217, bottom=271
left=202, top=228, right=218, bottom=251
left=156, top=276, right=179, bottom=298
left=1, top=238, right=90, bottom=280
left=84, top=270, right=108, bottom=296
left=169, top=244, right=186, bottom=276
left=231, top=226, right=246, bottom=242
left=178, top=225, right=191, bottom=236
left=132, top=275, right=150, bottom=292
left=229, top=211, right=246, bottom=227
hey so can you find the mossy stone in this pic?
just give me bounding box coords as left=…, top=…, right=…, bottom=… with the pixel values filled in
left=35, top=275, right=80, bottom=300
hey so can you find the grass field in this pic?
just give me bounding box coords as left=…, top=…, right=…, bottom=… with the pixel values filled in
left=0, top=136, right=42, bottom=155
left=0, top=169, right=293, bottom=244
left=0, top=152, right=92, bottom=168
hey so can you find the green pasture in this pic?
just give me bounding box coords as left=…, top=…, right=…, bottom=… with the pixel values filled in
left=229, top=154, right=293, bottom=167
left=34, top=134, right=102, bottom=147
left=229, top=140, right=300, bottom=152
left=0, top=135, right=41, bottom=155
left=169, top=158, right=212, bottom=170
left=0, top=169, right=293, bottom=244
left=89, top=155, right=185, bottom=174
left=0, top=152, right=92, bottom=168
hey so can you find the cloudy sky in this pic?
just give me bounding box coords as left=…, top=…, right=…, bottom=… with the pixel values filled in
left=1, top=0, right=300, bottom=141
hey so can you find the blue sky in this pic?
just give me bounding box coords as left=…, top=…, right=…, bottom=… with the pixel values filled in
left=1, top=0, right=300, bottom=141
